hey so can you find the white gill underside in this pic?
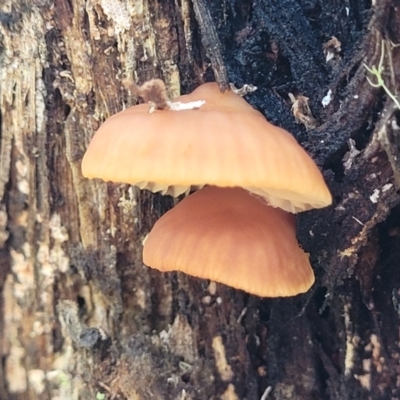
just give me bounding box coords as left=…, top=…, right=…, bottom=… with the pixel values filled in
left=135, top=181, right=314, bottom=213
left=136, top=181, right=197, bottom=197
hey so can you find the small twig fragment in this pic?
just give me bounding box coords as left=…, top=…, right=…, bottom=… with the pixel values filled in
left=123, top=79, right=205, bottom=113
left=323, top=36, right=342, bottom=63
left=289, top=93, right=318, bottom=130
left=230, top=83, right=258, bottom=97
left=192, top=0, right=229, bottom=92
left=122, top=79, right=170, bottom=111
left=343, top=138, right=361, bottom=170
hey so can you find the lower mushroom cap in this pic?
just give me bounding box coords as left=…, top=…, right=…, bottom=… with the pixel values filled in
left=143, top=186, right=314, bottom=297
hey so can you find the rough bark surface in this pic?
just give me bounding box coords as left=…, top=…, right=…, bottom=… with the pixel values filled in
left=1, top=0, right=400, bottom=399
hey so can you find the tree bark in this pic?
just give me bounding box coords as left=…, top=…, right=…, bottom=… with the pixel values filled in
left=1, top=0, right=400, bottom=399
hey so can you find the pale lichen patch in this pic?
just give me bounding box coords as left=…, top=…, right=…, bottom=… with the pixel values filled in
left=160, top=314, right=197, bottom=364
left=355, top=333, right=387, bottom=392
left=354, top=371, right=371, bottom=391
left=30, top=319, right=52, bottom=338
left=50, top=214, right=69, bottom=243
left=100, top=0, right=131, bottom=34
left=57, top=300, right=83, bottom=344
left=5, top=345, right=27, bottom=393
left=36, top=214, right=69, bottom=292
left=0, top=206, right=9, bottom=246
left=132, top=287, right=147, bottom=311
left=343, top=303, right=360, bottom=377
left=212, top=336, right=234, bottom=382
left=85, top=0, right=101, bottom=40
left=46, top=368, right=76, bottom=400
left=273, top=383, right=295, bottom=398
left=220, top=383, right=239, bottom=400
left=370, top=334, right=384, bottom=373
left=117, top=186, right=138, bottom=215
left=28, top=369, right=46, bottom=395
left=208, top=281, right=217, bottom=295
left=14, top=157, right=30, bottom=195
left=10, top=247, right=34, bottom=298
left=3, top=275, right=28, bottom=393
left=89, top=289, right=112, bottom=333
left=49, top=214, right=70, bottom=273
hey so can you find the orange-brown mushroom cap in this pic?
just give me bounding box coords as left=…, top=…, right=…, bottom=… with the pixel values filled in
left=82, top=82, right=332, bottom=212
left=143, top=186, right=314, bottom=297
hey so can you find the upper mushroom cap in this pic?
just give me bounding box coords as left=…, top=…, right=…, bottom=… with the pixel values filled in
left=143, top=186, right=314, bottom=297
left=82, top=82, right=332, bottom=212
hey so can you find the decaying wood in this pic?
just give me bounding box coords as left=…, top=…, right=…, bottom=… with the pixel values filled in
left=1, top=0, right=400, bottom=399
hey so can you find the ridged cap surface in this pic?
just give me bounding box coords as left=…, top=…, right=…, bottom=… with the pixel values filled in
left=82, top=83, right=332, bottom=212
left=143, top=186, right=314, bottom=297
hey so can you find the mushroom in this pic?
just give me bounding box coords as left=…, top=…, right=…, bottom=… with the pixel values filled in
left=143, top=186, right=314, bottom=297
left=82, top=82, right=331, bottom=213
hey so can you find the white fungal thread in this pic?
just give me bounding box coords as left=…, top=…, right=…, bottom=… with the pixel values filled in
left=148, top=99, right=206, bottom=114
left=382, top=183, right=393, bottom=193
left=351, top=216, right=364, bottom=226
left=260, top=386, right=273, bottom=400
left=168, top=99, right=206, bottom=111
